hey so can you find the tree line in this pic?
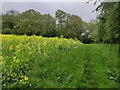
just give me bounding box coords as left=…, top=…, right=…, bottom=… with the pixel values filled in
left=2, top=9, right=96, bottom=43
left=91, top=1, right=120, bottom=43
left=1, top=1, right=120, bottom=44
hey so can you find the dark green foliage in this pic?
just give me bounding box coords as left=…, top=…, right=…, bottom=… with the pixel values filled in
left=13, top=9, right=56, bottom=36
left=82, top=20, right=97, bottom=43
left=55, top=10, right=92, bottom=43
left=2, top=10, right=19, bottom=34
left=2, top=9, right=56, bottom=37
left=2, top=9, right=95, bottom=43
left=94, top=2, right=120, bottom=43
left=55, top=10, right=66, bottom=29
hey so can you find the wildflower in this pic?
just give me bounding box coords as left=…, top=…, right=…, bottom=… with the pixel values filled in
left=13, top=56, right=16, bottom=62
left=20, top=80, right=23, bottom=82
left=24, top=76, right=28, bottom=80
left=29, top=51, right=32, bottom=54
left=43, top=42, right=47, bottom=45
left=13, top=56, right=16, bottom=60
left=15, top=59, right=20, bottom=63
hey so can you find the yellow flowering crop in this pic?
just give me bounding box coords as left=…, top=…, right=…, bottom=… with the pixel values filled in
left=1, top=34, right=82, bottom=88
left=24, top=76, right=28, bottom=81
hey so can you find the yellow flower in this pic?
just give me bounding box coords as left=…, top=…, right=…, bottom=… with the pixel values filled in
left=24, top=76, right=28, bottom=80
left=20, top=80, right=23, bottom=82
left=43, top=42, right=47, bottom=45
left=13, top=56, right=16, bottom=60
left=29, top=51, right=32, bottom=54
left=15, top=59, right=20, bottom=63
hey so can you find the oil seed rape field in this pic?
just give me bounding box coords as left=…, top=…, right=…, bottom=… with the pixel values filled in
left=1, top=35, right=119, bottom=88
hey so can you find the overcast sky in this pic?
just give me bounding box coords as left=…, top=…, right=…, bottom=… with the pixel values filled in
left=2, top=2, right=100, bottom=22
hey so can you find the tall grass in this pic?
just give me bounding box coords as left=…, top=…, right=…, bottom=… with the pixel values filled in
left=1, top=35, right=119, bottom=88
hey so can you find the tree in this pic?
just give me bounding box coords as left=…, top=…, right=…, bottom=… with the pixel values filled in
left=94, top=2, right=120, bottom=43
left=12, top=9, right=56, bottom=36
left=13, top=9, right=42, bottom=35
left=79, top=19, right=98, bottom=43
left=55, top=9, right=67, bottom=36
left=65, top=15, right=84, bottom=40
left=42, top=14, right=56, bottom=37
left=2, top=10, right=19, bottom=34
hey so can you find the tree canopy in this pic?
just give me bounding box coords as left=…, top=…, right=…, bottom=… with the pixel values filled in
left=2, top=9, right=96, bottom=43
left=93, top=1, right=120, bottom=43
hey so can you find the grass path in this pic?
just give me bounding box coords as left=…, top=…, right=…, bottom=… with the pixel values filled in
left=28, top=44, right=118, bottom=88
left=81, top=45, right=98, bottom=88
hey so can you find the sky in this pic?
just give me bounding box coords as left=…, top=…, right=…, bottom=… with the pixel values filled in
left=2, top=2, right=100, bottom=22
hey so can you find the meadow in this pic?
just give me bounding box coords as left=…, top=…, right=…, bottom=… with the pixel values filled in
left=1, top=35, right=119, bottom=88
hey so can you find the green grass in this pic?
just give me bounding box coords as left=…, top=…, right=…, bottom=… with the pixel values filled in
left=2, top=35, right=119, bottom=88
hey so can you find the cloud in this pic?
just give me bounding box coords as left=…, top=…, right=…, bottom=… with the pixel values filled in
left=2, top=2, right=99, bottom=22
left=1, top=0, right=97, bottom=2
